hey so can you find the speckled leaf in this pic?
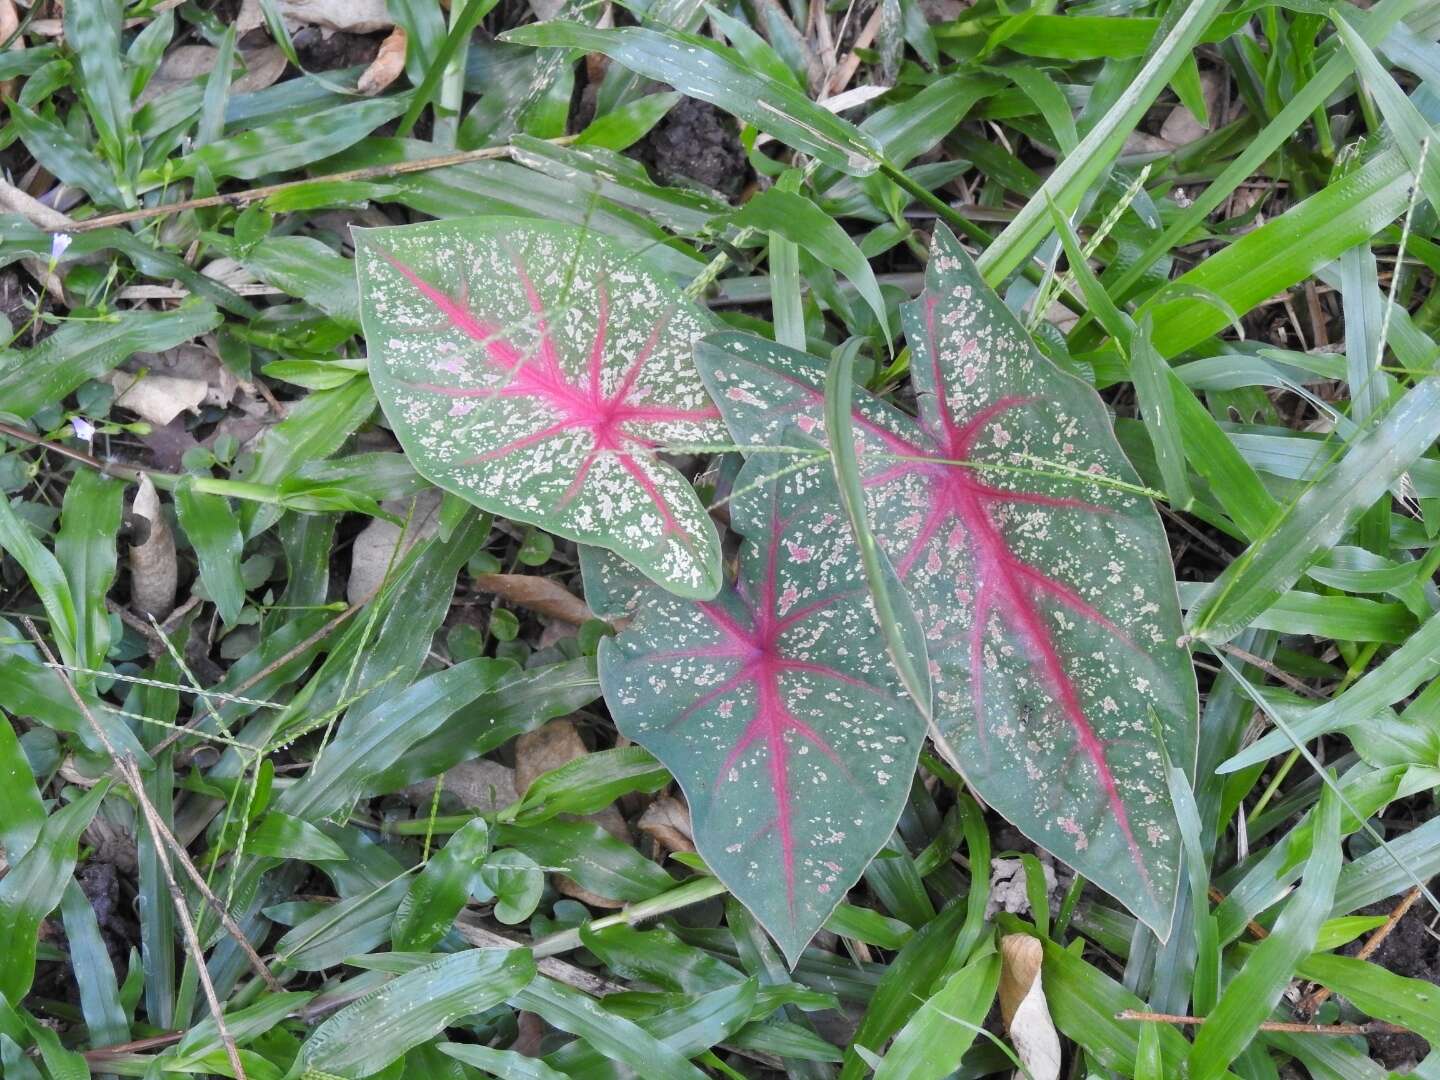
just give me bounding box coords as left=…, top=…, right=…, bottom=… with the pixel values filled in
left=694, top=226, right=1196, bottom=938
left=593, top=446, right=927, bottom=965
left=354, top=217, right=727, bottom=598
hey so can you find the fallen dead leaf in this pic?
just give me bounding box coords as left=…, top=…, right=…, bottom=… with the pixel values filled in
left=346, top=490, right=444, bottom=604
left=104, top=371, right=209, bottom=427
left=357, top=26, right=406, bottom=95
left=129, top=475, right=177, bottom=620
left=137, top=44, right=288, bottom=105
left=999, top=935, right=1062, bottom=1080
left=517, top=719, right=632, bottom=909
left=1160, top=70, right=1224, bottom=148
left=0, top=177, right=66, bottom=295
left=404, top=758, right=519, bottom=814
left=240, top=0, right=394, bottom=34
left=637, top=796, right=694, bottom=854
left=146, top=342, right=241, bottom=407
left=0, top=0, right=23, bottom=99
left=473, top=573, right=592, bottom=626
left=516, top=721, right=596, bottom=796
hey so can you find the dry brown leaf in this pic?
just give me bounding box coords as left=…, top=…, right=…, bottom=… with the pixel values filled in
left=1160, top=70, right=1224, bottom=147
left=357, top=26, right=406, bottom=95
left=516, top=720, right=636, bottom=910
left=138, top=45, right=287, bottom=105
left=346, top=490, right=443, bottom=603
left=516, top=719, right=630, bottom=844
left=555, top=877, right=626, bottom=909
left=0, top=0, right=24, bottom=100
left=473, top=573, right=592, bottom=626
left=999, top=935, right=1062, bottom=1080
left=128, top=476, right=177, bottom=620
left=104, top=371, right=209, bottom=427
left=404, top=758, right=519, bottom=814
left=515, top=720, right=588, bottom=792
left=637, top=796, right=694, bottom=854
left=242, top=0, right=394, bottom=34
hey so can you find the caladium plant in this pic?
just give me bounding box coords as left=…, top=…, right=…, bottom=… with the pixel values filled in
left=694, top=226, right=1197, bottom=936
left=587, top=443, right=928, bottom=965
left=354, top=217, right=727, bottom=598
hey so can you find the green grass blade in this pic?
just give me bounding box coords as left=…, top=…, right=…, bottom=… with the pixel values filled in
left=976, top=0, right=1228, bottom=285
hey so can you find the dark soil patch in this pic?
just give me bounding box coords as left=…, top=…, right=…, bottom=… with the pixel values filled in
left=1344, top=899, right=1438, bottom=1069
left=636, top=98, right=749, bottom=198
left=0, top=270, right=33, bottom=333
left=292, top=28, right=383, bottom=72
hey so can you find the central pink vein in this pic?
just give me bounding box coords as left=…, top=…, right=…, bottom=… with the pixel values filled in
left=381, top=250, right=719, bottom=542
left=849, top=325, right=1150, bottom=886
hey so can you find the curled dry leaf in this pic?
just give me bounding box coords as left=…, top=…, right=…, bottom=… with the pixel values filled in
left=0, top=0, right=24, bottom=100
left=472, top=573, right=592, bottom=626
left=346, top=490, right=443, bottom=604
left=637, top=795, right=694, bottom=854
left=240, top=0, right=394, bottom=34
left=128, top=475, right=177, bottom=620
left=998, top=935, right=1062, bottom=1080
left=137, top=44, right=287, bottom=105
left=357, top=27, right=406, bottom=95
left=104, top=371, right=209, bottom=427
left=405, top=758, right=519, bottom=814
left=516, top=719, right=631, bottom=908
left=1159, top=70, right=1224, bottom=147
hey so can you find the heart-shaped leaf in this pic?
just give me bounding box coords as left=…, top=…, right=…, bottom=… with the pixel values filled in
left=694, top=226, right=1197, bottom=937
left=592, top=444, right=927, bottom=964
left=354, top=217, right=727, bottom=598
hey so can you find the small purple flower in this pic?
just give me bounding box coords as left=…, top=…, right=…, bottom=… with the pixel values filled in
left=49, top=233, right=72, bottom=264
left=70, top=416, right=95, bottom=444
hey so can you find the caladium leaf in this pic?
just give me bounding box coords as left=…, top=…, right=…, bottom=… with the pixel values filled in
left=354, top=217, right=727, bottom=598
left=592, top=442, right=928, bottom=965
left=694, top=226, right=1197, bottom=937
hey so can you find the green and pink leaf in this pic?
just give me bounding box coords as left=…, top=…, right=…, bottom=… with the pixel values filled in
left=695, top=226, right=1197, bottom=936
left=593, top=445, right=927, bottom=964
left=354, top=217, right=726, bottom=598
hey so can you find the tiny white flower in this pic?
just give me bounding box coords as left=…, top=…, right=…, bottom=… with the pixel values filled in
left=49, top=233, right=72, bottom=264
left=70, top=416, right=95, bottom=444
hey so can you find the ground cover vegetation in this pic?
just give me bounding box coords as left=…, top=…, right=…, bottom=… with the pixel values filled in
left=1, top=0, right=1440, bottom=1077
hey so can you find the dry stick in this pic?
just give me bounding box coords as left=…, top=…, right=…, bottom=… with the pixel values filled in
left=0, top=420, right=147, bottom=482
left=1115, top=1009, right=1410, bottom=1037
left=45, top=140, right=570, bottom=234
left=149, top=588, right=375, bottom=755
left=1213, top=641, right=1326, bottom=701
left=23, top=620, right=282, bottom=994
left=1295, top=884, right=1423, bottom=1018
left=22, top=620, right=251, bottom=1080
left=824, top=3, right=883, bottom=97
left=1208, top=884, right=1269, bottom=940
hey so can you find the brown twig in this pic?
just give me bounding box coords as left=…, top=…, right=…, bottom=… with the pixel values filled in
left=82, top=1030, right=187, bottom=1062
left=1214, top=641, right=1325, bottom=700
left=824, top=4, right=883, bottom=97
left=1116, top=1009, right=1410, bottom=1036
left=1209, top=884, right=1270, bottom=939
left=49, top=140, right=572, bottom=234
left=0, top=420, right=149, bottom=483
left=23, top=620, right=256, bottom=1079
left=1295, top=885, right=1422, bottom=1018
left=150, top=588, right=376, bottom=755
